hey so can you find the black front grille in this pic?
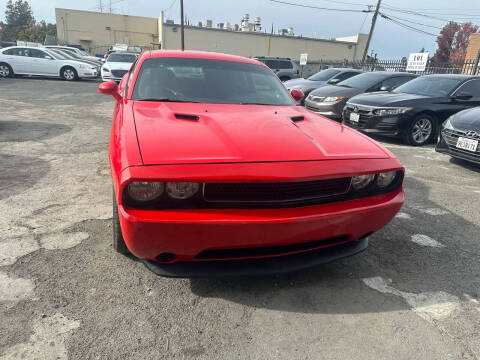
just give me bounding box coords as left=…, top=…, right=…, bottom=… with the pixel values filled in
left=442, top=129, right=480, bottom=158
left=203, top=178, right=351, bottom=204
left=111, top=70, right=128, bottom=78
left=343, top=109, right=371, bottom=128
left=195, top=235, right=350, bottom=260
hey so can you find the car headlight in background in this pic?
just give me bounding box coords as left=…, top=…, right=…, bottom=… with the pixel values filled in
left=375, top=171, right=397, bottom=188
left=166, top=182, right=200, bottom=199
left=102, top=67, right=110, bottom=72
left=127, top=182, right=164, bottom=202
left=443, top=117, right=454, bottom=130
left=351, top=174, right=375, bottom=190
left=322, top=96, right=345, bottom=103
left=373, top=107, right=411, bottom=116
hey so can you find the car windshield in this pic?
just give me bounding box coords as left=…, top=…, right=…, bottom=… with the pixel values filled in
left=132, top=57, right=295, bottom=105
left=58, top=50, right=80, bottom=59
left=47, top=49, right=68, bottom=60
left=78, top=49, right=90, bottom=56
left=337, top=72, right=388, bottom=89
left=308, top=69, right=341, bottom=81
left=394, top=76, right=462, bottom=96
left=108, top=54, right=137, bottom=63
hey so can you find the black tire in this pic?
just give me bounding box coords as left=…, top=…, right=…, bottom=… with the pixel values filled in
left=61, top=66, right=78, bottom=81
left=113, top=189, right=130, bottom=254
left=0, top=63, right=13, bottom=78
left=279, top=76, right=290, bottom=82
left=404, top=114, right=435, bottom=146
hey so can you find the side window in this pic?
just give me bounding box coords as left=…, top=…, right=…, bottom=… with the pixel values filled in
left=2, top=49, right=13, bottom=55
left=8, top=48, right=28, bottom=56
left=375, top=76, right=413, bottom=91
left=264, top=60, right=278, bottom=69
left=29, top=49, right=51, bottom=59
left=278, top=60, right=293, bottom=69
left=335, top=71, right=359, bottom=81
left=125, top=58, right=139, bottom=97
left=456, top=80, right=480, bottom=97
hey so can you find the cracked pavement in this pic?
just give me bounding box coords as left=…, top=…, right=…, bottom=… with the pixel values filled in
left=1, top=78, right=479, bottom=359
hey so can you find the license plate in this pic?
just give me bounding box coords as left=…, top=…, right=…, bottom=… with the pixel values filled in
left=456, top=137, right=478, bottom=152
left=350, top=112, right=360, bottom=122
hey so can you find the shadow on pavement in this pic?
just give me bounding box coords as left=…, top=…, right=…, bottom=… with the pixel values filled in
left=189, top=176, right=480, bottom=314
left=0, top=121, right=71, bottom=142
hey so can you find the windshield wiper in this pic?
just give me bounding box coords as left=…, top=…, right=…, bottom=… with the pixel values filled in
left=136, top=98, right=200, bottom=103
left=238, top=102, right=273, bottom=105
left=338, top=84, right=352, bottom=88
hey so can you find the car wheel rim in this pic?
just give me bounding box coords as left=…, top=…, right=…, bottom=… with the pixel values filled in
left=412, top=118, right=432, bottom=144
left=64, top=69, right=74, bottom=80
left=0, top=65, right=9, bottom=77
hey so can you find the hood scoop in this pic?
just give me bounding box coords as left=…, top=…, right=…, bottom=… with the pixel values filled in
left=290, top=116, right=305, bottom=122
left=174, top=113, right=199, bottom=121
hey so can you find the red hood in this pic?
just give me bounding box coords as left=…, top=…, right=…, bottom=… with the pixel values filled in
left=132, top=102, right=390, bottom=165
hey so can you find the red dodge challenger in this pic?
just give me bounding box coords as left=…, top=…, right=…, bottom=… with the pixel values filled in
left=99, top=50, right=404, bottom=277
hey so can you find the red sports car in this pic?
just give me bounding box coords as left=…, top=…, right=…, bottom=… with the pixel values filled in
left=99, top=50, right=404, bottom=277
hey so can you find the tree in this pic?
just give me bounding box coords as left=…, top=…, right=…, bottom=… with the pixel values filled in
left=433, top=21, right=479, bottom=63
left=18, top=21, right=56, bottom=42
left=1, top=0, right=34, bottom=41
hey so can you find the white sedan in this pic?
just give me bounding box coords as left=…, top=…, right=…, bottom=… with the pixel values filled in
left=101, top=52, right=137, bottom=82
left=0, top=46, right=98, bottom=80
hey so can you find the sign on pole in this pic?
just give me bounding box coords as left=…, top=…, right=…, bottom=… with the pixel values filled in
left=406, top=52, right=429, bottom=72
left=300, top=53, right=308, bottom=66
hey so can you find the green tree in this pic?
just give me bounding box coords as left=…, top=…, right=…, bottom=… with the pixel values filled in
left=1, top=0, right=35, bottom=41
left=18, top=20, right=56, bottom=42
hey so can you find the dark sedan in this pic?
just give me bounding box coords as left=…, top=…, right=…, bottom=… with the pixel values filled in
left=436, top=106, right=480, bottom=164
left=342, top=75, right=480, bottom=146
left=285, top=68, right=362, bottom=99
left=305, top=71, right=416, bottom=120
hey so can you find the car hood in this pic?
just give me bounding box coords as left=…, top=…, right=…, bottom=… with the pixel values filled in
left=132, top=102, right=390, bottom=165
left=348, top=91, right=432, bottom=106
left=308, top=85, right=362, bottom=98
left=104, top=62, right=133, bottom=70
left=285, top=78, right=326, bottom=90
left=452, top=107, right=480, bottom=130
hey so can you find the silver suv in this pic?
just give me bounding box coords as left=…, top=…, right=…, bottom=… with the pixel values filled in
left=254, top=57, right=300, bottom=81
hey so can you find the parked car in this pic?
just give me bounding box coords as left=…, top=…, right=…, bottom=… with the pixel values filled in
left=101, top=52, right=137, bottom=82
left=305, top=71, right=417, bottom=120
left=254, top=56, right=300, bottom=81
left=0, top=46, right=98, bottom=80
left=285, top=68, right=363, bottom=100
left=44, top=45, right=102, bottom=64
left=436, top=106, right=480, bottom=164
left=97, top=50, right=404, bottom=277
left=47, top=48, right=101, bottom=74
left=343, top=75, right=480, bottom=146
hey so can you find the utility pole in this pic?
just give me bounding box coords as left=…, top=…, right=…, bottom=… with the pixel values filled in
left=180, top=0, right=185, bottom=50
left=362, top=0, right=382, bottom=65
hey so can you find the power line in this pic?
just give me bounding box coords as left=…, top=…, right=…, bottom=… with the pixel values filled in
left=380, top=12, right=443, bottom=29
left=267, top=0, right=372, bottom=13
left=381, top=4, right=480, bottom=22
left=310, top=0, right=374, bottom=6
left=162, top=0, right=177, bottom=12
left=380, top=13, right=438, bottom=37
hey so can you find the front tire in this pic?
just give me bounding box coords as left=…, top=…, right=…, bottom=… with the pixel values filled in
left=0, top=63, right=13, bottom=78
left=404, top=115, right=435, bottom=146
left=61, top=67, right=78, bottom=81
left=113, top=189, right=130, bottom=254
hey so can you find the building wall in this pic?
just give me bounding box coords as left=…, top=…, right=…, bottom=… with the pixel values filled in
left=162, top=24, right=367, bottom=61
left=55, top=8, right=158, bottom=53
left=465, top=33, right=480, bottom=61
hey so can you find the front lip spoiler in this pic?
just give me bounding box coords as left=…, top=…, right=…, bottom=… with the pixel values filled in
left=141, top=238, right=368, bottom=278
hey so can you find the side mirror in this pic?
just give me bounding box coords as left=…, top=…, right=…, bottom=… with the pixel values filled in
left=290, top=88, right=305, bottom=102
left=453, top=92, right=473, bottom=100
left=328, top=78, right=341, bottom=85
left=380, top=85, right=391, bottom=91
left=98, top=81, right=122, bottom=101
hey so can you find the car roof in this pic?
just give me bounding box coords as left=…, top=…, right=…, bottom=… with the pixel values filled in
left=143, top=50, right=262, bottom=66
left=108, top=51, right=138, bottom=55
left=330, top=68, right=362, bottom=72
left=422, top=74, right=478, bottom=80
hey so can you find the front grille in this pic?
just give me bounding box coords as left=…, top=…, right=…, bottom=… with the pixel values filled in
left=111, top=70, right=128, bottom=78
left=343, top=109, right=371, bottom=128
left=195, top=235, right=350, bottom=260
left=442, top=128, right=480, bottom=159
left=306, top=104, right=320, bottom=112
left=203, top=178, right=351, bottom=204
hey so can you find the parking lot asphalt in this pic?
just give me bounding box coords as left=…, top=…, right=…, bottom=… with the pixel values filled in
left=0, top=78, right=480, bottom=360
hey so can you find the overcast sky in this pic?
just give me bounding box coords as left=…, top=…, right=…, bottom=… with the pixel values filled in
left=1, top=0, right=480, bottom=58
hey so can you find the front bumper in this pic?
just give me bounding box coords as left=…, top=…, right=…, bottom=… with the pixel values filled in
left=78, top=69, right=98, bottom=78
left=304, top=100, right=343, bottom=120
left=436, top=128, right=480, bottom=164
left=342, top=108, right=410, bottom=138
left=118, top=190, right=404, bottom=266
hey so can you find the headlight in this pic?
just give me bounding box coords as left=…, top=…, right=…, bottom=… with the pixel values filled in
left=373, top=107, right=411, bottom=116
left=376, top=171, right=397, bottom=188
left=443, top=117, right=454, bottom=130
left=351, top=174, right=375, bottom=190
left=166, top=182, right=200, bottom=199
left=323, top=96, right=345, bottom=103
left=103, top=67, right=110, bottom=72
left=127, top=182, right=164, bottom=202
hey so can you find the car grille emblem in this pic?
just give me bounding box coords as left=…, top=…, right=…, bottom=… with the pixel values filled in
left=353, top=106, right=359, bottom=113
left=466, top=130, right=480, bottom=139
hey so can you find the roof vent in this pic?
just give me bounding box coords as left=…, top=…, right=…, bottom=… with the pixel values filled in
left=290, top=116, right=305, bottom=122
